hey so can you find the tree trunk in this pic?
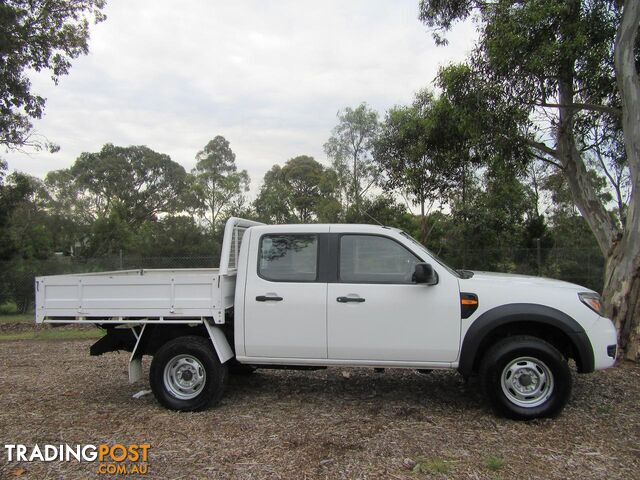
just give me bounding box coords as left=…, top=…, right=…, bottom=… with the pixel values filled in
left=556, top=80, right=617, bottom=255
left=419, top=198, right=428, bottom=245
left=461, top=161, right=467, bottom=269
left=609, top=0, right=640, bottom=360
left=353, top=153, right=359, bottom=209
left=555, top=78, right=640, bottom=359
left=551, top=0, right=618, bottom=255
left=548, top=1, right=640, bottom=359
left=603, top=237, right=640, bottom=360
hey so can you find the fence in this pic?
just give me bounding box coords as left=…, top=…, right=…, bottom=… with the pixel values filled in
left=444, top=247, right=604, bottom=292
left=0, top=247, right=605, bottom=314
left=0, top=255, right=219, bottom=314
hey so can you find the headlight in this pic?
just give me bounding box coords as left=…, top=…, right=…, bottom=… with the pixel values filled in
left=578, top=292, right=605, bottom=316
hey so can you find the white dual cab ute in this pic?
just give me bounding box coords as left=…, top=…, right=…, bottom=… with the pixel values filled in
left=35, top=217, right=618, bottom=420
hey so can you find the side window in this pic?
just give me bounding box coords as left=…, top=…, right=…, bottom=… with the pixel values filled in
left=340, top=235, right=421, bottom=284
left=258, top=234, right=318, bottom=282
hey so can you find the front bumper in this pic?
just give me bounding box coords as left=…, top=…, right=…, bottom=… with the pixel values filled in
left=585, top=316, right=618, bottom=370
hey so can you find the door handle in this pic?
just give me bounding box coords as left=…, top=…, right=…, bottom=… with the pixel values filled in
left=337, top=296, right=365, bottom=303
left=256, top=295, right=283, bottom=302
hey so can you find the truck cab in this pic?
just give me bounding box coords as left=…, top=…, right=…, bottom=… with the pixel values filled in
left=235, top=223, right=461, bottom=365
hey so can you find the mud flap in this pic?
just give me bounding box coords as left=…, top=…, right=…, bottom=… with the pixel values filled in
left=128, top=325, right=147, bottom=383
left=203, top=321, right=234, bottom=364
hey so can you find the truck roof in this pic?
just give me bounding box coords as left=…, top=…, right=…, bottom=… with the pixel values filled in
left=249, top=223, right=398, bottom=232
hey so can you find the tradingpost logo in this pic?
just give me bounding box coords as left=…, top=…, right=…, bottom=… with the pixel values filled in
left=4, top=443, right=151, bottom=476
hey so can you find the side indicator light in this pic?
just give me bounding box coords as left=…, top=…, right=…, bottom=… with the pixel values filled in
left=460, top=293, right=479, bottom=319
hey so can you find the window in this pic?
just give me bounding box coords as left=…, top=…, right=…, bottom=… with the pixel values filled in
left=339, top=235, right=421, bottom=284
left=258, top=234, right=318, bottom=282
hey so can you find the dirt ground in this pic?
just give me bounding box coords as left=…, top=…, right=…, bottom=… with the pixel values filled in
left=0, top=339, right=638, bottom=480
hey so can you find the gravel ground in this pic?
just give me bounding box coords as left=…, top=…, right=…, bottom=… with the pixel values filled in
left=0, top=339, right=638, bottom=479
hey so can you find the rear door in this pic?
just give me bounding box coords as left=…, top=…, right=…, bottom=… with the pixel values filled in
left=327, top=231, right=461, bottom=362
left=243, top=226, right=329, bottom=358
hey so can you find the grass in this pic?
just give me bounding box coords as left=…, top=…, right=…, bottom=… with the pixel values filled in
left=0, top=312, right=104, bottom=342
left=0, top=301, right=24, bottom=315
left=597, top=404, right=613, bottom=414
left=485, top=455, right=505, bottom=471
left=0, top=312, right=35, bottom=324
left=0, top=328, right=104, bottom=342
left=411, top=457, right=452, bottom=475
left=1, top=306, right=104, bottom=341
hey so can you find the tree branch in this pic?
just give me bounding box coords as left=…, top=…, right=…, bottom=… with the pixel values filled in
left=531, top=153, right=563, bottom=169
left=615, top=0, right=640, bottom=192
left=526, top=138, right=559, bottom=159
left=532, top=102, right=621, bottom=116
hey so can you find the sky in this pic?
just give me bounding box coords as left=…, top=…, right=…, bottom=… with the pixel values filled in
left=4, top=0, right=477, bottom=198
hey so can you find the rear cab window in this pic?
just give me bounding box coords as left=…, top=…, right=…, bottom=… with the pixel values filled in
left=258, top=234, right=318, bottom=282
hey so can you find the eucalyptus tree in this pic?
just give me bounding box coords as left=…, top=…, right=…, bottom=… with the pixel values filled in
left=374, top=92, right=450, bottom=243
left=191, top=136, right=250, bottom=230
left=0, top=170, right=52, bottom=260
left=46, top=144, right=189, bottom=227
left=282, top=156, right=338, bottom=223
left=0, top=0, right=106, bottom=150
left=253, top=165, right=294, bottom=224
left=324, top=103, right=379, bottom=211
left=254, top=156, right=340, bottom=223
left=418, top=0, right=640, bottom=358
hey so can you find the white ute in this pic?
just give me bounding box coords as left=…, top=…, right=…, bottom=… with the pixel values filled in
left=35, top=217, right=618, bottom=419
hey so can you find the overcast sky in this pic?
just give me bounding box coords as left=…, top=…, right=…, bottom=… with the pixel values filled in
left=5, top=0, right=476, bottom=198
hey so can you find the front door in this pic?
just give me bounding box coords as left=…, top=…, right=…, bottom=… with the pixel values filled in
left=327, top=233, right=460, bottom=362
left=244, top=226, right=329, bottom=358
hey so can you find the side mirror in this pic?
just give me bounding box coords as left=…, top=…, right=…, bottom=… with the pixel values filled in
left=413, top=263, right=438, bottom=285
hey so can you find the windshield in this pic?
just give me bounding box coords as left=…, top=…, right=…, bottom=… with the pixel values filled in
left=398, top=231, right=462, bottom=278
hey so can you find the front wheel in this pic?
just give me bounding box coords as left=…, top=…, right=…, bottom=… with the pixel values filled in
left=480, top=336, right=572, bottom=420
left=150, top=336, right=227, bottom=411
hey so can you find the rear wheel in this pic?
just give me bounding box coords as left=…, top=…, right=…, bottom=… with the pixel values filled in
left=480, top=336, right=571, bottom=420
left=150, top=336, right=227, bottom=411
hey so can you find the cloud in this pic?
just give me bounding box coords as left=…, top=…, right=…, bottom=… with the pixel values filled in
left=3, top=0, right=476, bottom=197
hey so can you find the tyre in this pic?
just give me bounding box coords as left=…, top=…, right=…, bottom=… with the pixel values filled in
left=479, top=335, right=572, bottom=420
left=150, top=335, right=227, bottom=411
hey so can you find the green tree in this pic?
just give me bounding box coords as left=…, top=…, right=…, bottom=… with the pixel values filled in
left=419, top=0, right=640, bottom=359
left=315, top=167, right=342, bottom=222
left=254, top=164, right=294, bottom=224
left=192, top=136, right=250, bottom=230
left=428, top=68, right=532, bottom=264
left=344, top=195, right=416, bottom=232
left=45, top=144, right=189, bottom=256
left=420, top=166, right=538, bottom=275
left=84, top=206, right=134, bottom=256
left=254, top=156, right=340, bottom=223
left=375, top=91, right=455, bottom=243
left=0, top=171, right=52, bottom=260
left=0, top=171, right=55, bottom=312
left=324, top=103, right=379, bottom=210
left=282, top=156, right=328, bottom=222
left=576, top=115, right=630, bottom=228
left=132, top=216, right=215, bottom=258
left=0, top=159, right=19, bottom=259
left=48, top=144, right=188, bottom=226
left=0, top=0, right=106, bottom=150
